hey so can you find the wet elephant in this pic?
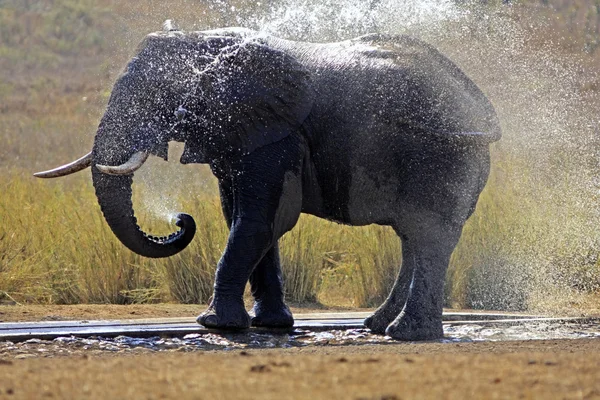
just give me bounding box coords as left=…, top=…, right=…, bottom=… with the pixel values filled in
left=36, top=27, right=501, bottom=340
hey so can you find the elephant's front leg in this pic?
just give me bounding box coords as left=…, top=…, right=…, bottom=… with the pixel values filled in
left=249, top=245, right=294, bottom=327
left=197, top=137, right=303, bottom=330
left=196, top=217, right=274, bottom=329
left=214, top=180, right=294, bottom=328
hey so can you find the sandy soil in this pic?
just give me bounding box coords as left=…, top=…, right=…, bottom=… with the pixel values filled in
left=0, top=340, right=599, bottom=399
left=1, top=305, right=600, bottom=399
left=0, top=304, right=212, bottom=322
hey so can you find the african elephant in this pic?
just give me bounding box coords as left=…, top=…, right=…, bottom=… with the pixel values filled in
left=36, top=26, right=500, bottom=340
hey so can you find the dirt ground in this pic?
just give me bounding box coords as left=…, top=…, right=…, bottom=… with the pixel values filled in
left=0, top=303, right=215, bottom=322
left=1, top=305, right=600, bottom=399
left=1, top=340, right=599, bottom=399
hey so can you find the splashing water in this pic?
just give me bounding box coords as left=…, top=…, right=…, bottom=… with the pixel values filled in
left=133, top=143, right=198, bottom=229
left=245, top=0, right=464, bottom=40
left=135, top=165, right=182, bottom=224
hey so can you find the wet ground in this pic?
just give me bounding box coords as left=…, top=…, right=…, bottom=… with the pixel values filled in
left=2, top=319, right=599, bottom=358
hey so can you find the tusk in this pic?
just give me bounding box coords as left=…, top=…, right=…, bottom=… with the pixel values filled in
left=34, top=152, right=92, bottom=178
left=96, top=151, right=149, bottom=175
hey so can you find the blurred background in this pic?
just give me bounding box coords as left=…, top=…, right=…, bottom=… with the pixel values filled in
left=0, top=0, right=598, bottom=313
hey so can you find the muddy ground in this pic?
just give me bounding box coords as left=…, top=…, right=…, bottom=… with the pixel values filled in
left=1, top=305, right=599, bottom=399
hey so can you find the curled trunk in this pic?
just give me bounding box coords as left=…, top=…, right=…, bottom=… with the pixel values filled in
left=91, top=164, right=196, bottom=259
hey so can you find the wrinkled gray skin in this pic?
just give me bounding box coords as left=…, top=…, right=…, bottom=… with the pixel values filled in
left=87, top=27, right=500, bottom=340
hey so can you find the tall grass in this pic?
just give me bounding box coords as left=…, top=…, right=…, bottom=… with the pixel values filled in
left=280, top=216, right=399, bottom=307
left=0, top=167, right=400, bottom=306
left=2, top=152, right=596, bottom=311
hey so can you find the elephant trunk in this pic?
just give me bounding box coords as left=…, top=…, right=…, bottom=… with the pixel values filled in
left=91, top=146, right=196, bottom=259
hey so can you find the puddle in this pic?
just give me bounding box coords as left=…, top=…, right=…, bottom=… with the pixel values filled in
left=443, top=320, right=600, bottom=342
left=1, top=320, right=599, bottom=358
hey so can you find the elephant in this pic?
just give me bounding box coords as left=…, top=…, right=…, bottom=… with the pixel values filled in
left=35, top=26, right=501, bottom=340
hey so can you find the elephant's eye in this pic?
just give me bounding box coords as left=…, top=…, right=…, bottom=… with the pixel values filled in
left=174, top=106, right=188, bottom=121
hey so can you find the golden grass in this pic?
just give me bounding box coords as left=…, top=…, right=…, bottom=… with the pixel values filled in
left=0, top=164, right=399, bottom=306
left=0, top=166, right=394, bottom=306
left=3, top=151, right=597, bottom=311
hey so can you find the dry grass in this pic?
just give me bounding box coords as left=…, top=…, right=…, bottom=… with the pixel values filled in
left=0, top=166, right=400, bottom=306
left=0, top=0, right=599, bottom=312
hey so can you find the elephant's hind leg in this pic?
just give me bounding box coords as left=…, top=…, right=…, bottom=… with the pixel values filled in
left=249, top=244, right=294, bottom=328
left=384, top=221, right=461, bottom=340
left=364, top=242, right=414, bottom=334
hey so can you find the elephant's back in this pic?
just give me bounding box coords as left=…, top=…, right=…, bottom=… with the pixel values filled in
left=278, top=34, right=501, bottom=144
left=362, top=34, right=500, bottom=140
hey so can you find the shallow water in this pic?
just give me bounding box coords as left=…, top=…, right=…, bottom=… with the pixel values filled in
left=1, top=320, right=599, bottom=358
left=443, top=320, right=600, bottom=342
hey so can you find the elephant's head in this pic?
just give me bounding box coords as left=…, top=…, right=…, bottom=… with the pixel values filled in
left=35, top=28, right=314, bottom=258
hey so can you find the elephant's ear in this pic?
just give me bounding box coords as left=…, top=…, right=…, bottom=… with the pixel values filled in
left=206, top=42, right=315, bottom=154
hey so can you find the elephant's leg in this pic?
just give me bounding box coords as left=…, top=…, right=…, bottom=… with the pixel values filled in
left=197, top=180, right=253, bottom=329
left=384, top=221, right=461, bottom=340
left=249, top=244, right=294, bottom=327
left=216, top=181, right=293, bottom=328
left=197, top=136, right=303, bottom=330
left=364, top=237, right=414, bottom=334
left=196, top=224, right=271, bottom=329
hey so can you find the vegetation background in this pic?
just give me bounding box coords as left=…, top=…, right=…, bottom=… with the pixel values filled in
left=0, top=0, right=598, bottom=313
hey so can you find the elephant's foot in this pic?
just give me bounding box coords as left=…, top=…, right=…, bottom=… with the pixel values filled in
left=251, top=300, right=294, bottom=328
left=196, top=296, right=250, bottom=330
left=384, top=311, right=443, bottom=341
left=364, top=304, right=402, bottom=334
